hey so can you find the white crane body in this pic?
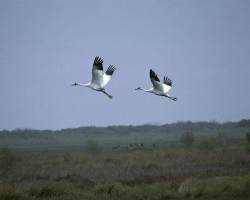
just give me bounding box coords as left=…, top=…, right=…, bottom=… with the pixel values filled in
left=136, top=69, right=177, bottom=101
left=72, top=56, right=116, bottom=99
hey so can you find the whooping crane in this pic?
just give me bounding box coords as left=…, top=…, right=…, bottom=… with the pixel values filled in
left=72, top=56, right=116, bottom=99
left=135, top=69, right=178, bottom=101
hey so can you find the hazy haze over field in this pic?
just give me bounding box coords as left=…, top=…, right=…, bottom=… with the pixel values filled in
left=0, top=0, right=250, bottom=130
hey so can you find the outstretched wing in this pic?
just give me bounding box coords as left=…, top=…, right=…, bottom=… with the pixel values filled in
left=163, top=76, right=172, bottom=86
left=91, top=56, right=104, bottom=86
left=150, top=69, right=163, bottom=91
left=102, top=65, right=116, bottom=88
left=163, top=76, right=172, bottom=93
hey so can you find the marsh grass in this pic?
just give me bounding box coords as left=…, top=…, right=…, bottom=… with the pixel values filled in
left=1, top=144, right=250, bottom=199
left=27, top=182, right=68, bottom=198
left=0, top=148, right=16, bottom=178
left=0, top=184, right=21, bottom=200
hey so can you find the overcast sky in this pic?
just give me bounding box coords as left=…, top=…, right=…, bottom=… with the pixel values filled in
left=0, top=0, right=250, bottom=130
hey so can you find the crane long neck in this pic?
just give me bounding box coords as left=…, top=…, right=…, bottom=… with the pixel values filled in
left=139, top=87, right=153, bottom=93
left=72, top=82, right=91, bottom=87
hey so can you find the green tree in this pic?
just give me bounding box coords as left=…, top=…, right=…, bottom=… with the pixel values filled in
left=86, top=140, right=101, bottom=155
left=0, top=148, right=16, bottom=177
left=180, top=131, right=194, bottom=148
left=245, top=131, right=250, bottom=152
left=216, top=132, right=226, bottom=146
left=238, top=119, right=250, bottom=127
left=197, top=138, right=216, bottom=150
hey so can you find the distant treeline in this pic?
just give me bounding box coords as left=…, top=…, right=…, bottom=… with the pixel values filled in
left=0, top=119, right=250, bottom=150
left=1, top=119, right=250, bottom=136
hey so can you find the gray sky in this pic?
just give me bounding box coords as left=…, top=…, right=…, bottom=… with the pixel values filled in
left=0, top=0, right=250, bottom=130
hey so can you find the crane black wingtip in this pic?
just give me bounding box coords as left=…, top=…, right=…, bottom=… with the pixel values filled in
left=163, top=76, right=173, bottom=86
left=150, top=69, right=160, bottom=82
left=106, top=65, right=116, bottom=76
left=93, top=56, right=104, bottom=70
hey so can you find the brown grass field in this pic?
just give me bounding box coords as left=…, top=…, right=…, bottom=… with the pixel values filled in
left=1, top=121, right=250, bottom=200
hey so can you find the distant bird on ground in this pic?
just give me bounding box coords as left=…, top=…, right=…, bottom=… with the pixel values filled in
left=72, top=56, right=116, bottom=99
left=135, top=69, right=177, bottom=101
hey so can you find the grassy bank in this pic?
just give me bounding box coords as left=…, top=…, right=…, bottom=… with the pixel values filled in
left=1, top=145, right=250, bottom=200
